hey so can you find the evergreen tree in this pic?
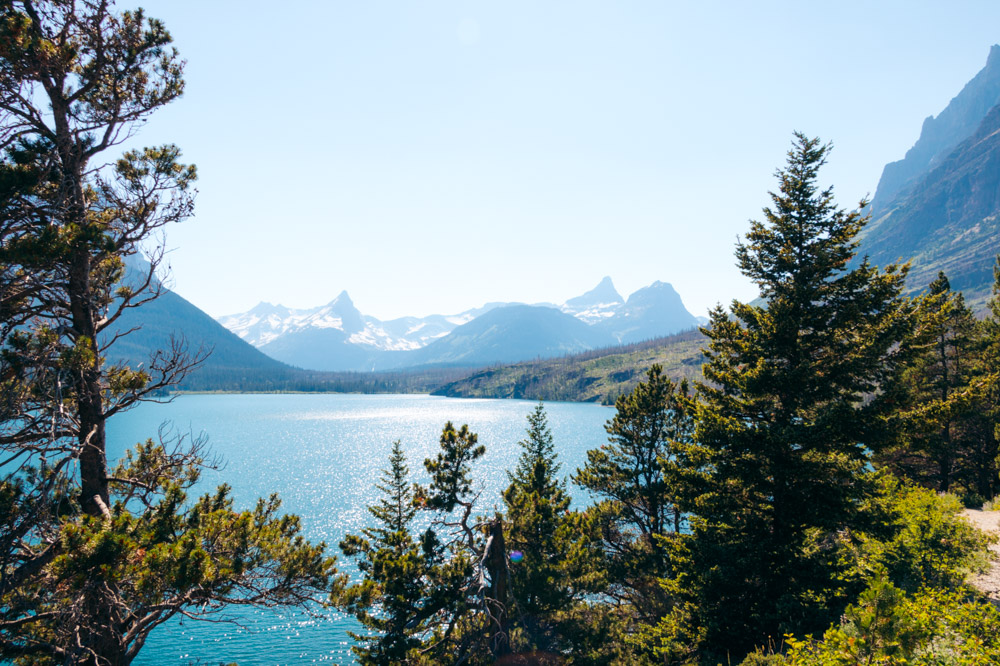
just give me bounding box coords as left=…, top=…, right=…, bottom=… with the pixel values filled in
left=502, top=404, right=573, bottom=651
left=683, top=134, right=913, bottom=659
left=411, top=422, right=494, bottom=664
left=0, top=2, right=334, bottom=663
left=335, top=441, right=448, bottom=664
left=574, top=365, right=697, bottom=622
left=974, top=257, right=1000, bottom=499
left=507, top=403, right=561, bottom=493
left=878, top=272, right=997, bottom=499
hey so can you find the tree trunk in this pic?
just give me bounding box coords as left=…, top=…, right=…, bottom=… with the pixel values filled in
left=485, top=516, right=510, bottom=658
left=69, top=248, right=109, bottom=518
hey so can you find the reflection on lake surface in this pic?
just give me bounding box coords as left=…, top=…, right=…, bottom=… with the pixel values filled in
left=107, top=393, right=614, bottom=665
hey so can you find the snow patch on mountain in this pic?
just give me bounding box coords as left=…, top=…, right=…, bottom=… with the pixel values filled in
left=559, top=276, right=625, bottom=324
left=218, top=296, right=498, bottom=352
left=216, top=277, right=698, bottom=363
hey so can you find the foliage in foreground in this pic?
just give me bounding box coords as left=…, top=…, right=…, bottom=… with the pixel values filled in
left=877, top=269, right=1000, bottom=505
left=0, top=1, right=335, bottom=663
left=782, top=581, right=1000, bottom=666
left=660, top=133, right=913, bottom=661
left=341, top=400, right=994, bottom=665
left=332, top=438, right=484, bottom=665
left=337, top=135, right=1000, bottom=665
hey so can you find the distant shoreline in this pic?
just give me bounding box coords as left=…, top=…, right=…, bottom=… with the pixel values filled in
left=170, top=389, right=432, bottom=396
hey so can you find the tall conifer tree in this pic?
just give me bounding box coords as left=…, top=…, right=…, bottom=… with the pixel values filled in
left=335, top=441, right=443, bottom=664
left=878, top=272, right=996, bottom=498
left=686, top=134, right=913, bottom=658
left=575, top=365, right=697, bottom=623
left=502, top=404, right=572, bottom=651
left=975, top=257, right=1000, bottom=498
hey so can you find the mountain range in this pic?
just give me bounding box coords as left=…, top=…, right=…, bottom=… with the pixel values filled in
left=103, top=258, right=298, bottom=390
left=216, top=277, right=701, bottom=372
left=101, top=44, right=1000, bottom=396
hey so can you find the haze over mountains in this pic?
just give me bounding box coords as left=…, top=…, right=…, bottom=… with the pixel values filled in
left=102, top=45, right=1000, bottom=393
left=216, top=278, right=701, bottom=372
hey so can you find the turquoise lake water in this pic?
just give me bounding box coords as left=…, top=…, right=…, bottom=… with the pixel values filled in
left=105, top=394, right=615, bottom=665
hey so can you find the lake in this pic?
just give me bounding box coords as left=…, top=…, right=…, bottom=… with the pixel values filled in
left=106, top=393, right=615, bottom=665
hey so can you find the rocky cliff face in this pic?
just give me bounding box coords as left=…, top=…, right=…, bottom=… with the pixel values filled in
left=870, top=44, right=1000, bottom=217
left=598, top=281, right=699, bottom=344
left=561, top=276, right=625, bottom=324
left=862, top=102, right=1000, bottom=307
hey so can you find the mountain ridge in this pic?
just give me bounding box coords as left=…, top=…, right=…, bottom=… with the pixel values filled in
left=870, top=44, right=1000, bottom=218
left=860, top=45, right=1000, bottom=310
left=216, top=278, right=699, bottom=372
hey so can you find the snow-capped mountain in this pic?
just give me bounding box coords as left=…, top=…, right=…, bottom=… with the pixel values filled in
left=560, top=276, right=625, bottom=324
left=217, top=293, right=500, bottom=353
left=216, top=278, right=699, bottom=371
left=597, top=281, right=698, bottom=344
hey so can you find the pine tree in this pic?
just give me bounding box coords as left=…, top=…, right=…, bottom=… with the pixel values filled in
left=411, top=422, right=495, bottom=664
left=878, top=272, right=996, bottom=499
left=507, top=403, right=561, bottom=494
left=0, top=3, right=334, bottom=662
left=574, top=365, right=697, bottom=621
left=502, top=404, right=572, bottom=651
left=684, top=134, right=913, bottom=658
left=975, top=257, right=1000, bottom=499
left=335, top=441, right=443, bottom=664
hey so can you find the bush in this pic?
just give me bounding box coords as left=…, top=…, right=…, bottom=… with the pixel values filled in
left=847, top=473, right=993, bottom=593
left=785, top=581, right=1000, bottom=665
left=962, top=491, right=986, bottom=509
left=740, top=649, right=788, bottom=665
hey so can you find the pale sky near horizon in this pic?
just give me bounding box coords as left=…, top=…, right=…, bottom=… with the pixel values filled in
left=119, top=1, right=1000, bottom=321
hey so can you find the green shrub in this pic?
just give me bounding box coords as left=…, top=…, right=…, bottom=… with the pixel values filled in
left=847, top=473, right=993, bottom=593
left=785, top=581, right=1000, bottom=665
left=962, top=491, right=986, bottom=509
left=739, top=649, right=788, bottom=665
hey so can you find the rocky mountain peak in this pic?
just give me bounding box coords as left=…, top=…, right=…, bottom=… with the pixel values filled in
left=871, top=45, right=1000, bottom=216
left=600, top=281, right=698, bottom=344
left=319, top=290, right=364, bottom=333
left=625, top=281, right=682, bottom=307
left=989, top=43, right=1000, bottom=67
left=247, top=301, right=286, bottom=316
left=217, top=278, right=700, bottom=370
left=564, top=276, right=624, bottom=309
left=328, top=290, right=353, bottom=306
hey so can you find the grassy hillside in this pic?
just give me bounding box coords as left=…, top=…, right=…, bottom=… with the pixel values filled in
left=432, top=328, right=706, bottom=404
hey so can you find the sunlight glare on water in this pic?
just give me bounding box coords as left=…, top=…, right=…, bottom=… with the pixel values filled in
left=106, top=393, right=614, bottom=665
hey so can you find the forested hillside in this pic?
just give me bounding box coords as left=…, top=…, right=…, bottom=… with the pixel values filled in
left=433, top=329, right=705, bottom=403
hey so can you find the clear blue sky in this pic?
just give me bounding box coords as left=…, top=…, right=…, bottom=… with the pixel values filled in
left=126, top=1, right=1000, bottom=320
